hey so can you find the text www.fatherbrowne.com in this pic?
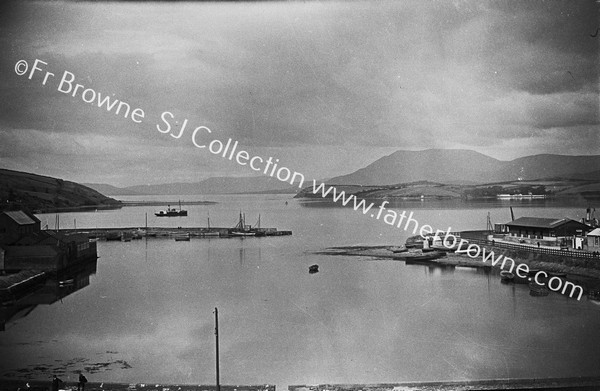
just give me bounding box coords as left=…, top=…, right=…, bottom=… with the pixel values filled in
left=311, top=180, right=585, bottom=301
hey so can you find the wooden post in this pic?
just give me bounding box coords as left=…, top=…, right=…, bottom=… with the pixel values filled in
left=215, top=307, right=220, bottom=391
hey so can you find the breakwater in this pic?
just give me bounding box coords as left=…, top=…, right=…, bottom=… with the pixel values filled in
left=53, top=227, right=292, bottom=239
left=289, top=376, right=600, bottom=391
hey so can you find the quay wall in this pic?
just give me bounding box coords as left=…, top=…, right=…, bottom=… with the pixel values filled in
left=52, top=227, right=292, bottom=239
left=456, top=233, right=600, bottom=272
left=289, top=376, right=600, bottom=391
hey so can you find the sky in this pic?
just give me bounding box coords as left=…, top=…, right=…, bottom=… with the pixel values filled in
left=0, top=0, right=598, bottom=187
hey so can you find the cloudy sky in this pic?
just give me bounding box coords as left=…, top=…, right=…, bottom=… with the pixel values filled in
left=0, top=0, right=598, bottom=187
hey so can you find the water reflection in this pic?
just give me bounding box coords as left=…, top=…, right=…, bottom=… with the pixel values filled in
left=0, top=258, right=98, bottom=331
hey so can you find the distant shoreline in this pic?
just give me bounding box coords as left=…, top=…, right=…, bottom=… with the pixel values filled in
left=31, top=200, right=218, bottom=214
left=315, top=245, right=600, bottom=286
left=119, top=200, right=217, bottom=206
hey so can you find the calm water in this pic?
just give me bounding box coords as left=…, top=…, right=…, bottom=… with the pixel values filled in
left=2, top=195, right=600, bottom=388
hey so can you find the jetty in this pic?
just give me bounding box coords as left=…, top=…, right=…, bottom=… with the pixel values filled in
left=289, top=376, right=600, bottom=391
left=53, top=226, right=292, bottom=240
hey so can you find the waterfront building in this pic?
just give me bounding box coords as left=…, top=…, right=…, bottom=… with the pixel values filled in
left=587, top=228, right=600, bottom=251
left=0, top=210, right=41, bottom=245
left=495, top=217, right=591, bottom=249
left=0, top=210, right=96, bottom=272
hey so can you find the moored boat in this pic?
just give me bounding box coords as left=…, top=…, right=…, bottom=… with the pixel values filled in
left=174, top=233, right=191, bottom=241
left=500, top=270, right=514, bottom=282
left=155, top=200, right=187, bottom=217
left=230, top=211, right=259, bottom=236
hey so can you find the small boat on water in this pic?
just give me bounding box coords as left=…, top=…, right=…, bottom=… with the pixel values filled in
left=105, top=232, right=122, bottom=241
left=309, top=264, right=319, bottom=274
left=155, top=201, right=187, bottom=217
left=174, top=233, right=191, bottom=241
left=500, top=270, right=514, bottom=282
left=230, top=231, right=256, bottom=237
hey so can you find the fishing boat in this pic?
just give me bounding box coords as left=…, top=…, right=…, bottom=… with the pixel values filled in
left=309, top=264, right=319, bottom=274
left=500, top=270, right=514, bottom=282
left=155, top=201, right=187, bottom=217
left=230, top=212, right=261, bottom=236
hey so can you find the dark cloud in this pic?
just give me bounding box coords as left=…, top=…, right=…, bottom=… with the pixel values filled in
left=483, top=0, right=599, bottom=95
left=0, top=1, right=598, bottom=185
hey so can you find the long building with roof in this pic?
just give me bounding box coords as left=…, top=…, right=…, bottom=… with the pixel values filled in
left=494, top=216, right=592, bottom=249
left=0, top=210, right=96, bottom=272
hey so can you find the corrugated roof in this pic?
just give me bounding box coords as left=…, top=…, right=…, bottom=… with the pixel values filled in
left=505, top=217, right=580, bottom=229
left=3, top=210, right=37, bottom=225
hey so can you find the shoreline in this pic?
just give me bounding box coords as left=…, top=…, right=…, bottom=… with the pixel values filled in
left=314, top=245, right=600, bottom=290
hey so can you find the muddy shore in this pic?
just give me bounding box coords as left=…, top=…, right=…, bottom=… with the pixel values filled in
left=314, top=245, right=600, bottom=291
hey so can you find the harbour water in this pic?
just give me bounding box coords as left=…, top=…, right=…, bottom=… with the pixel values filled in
left=1, top=194, right=600, bottom=389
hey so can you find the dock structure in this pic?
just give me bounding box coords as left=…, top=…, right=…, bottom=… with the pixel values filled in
left=52, top=226, right=292, bottom=240
left=289, top=376, right=600, bottom=391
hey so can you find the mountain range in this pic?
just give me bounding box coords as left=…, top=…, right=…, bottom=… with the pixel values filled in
left=84, top=175, right=298, bottom=196
left=326, top=149, right=600, bottom=186
left=84, top=149, right=600, bottom=195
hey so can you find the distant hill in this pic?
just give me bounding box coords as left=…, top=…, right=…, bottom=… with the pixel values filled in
left=0, top=169, right=121, bottom=212
left=327, top=149, right=600, bottom=185
left=552, top=170, right=600, bottom=181
left=113, top=175, right=301, bottom=195
left=295, top=177, right=600, bottom=201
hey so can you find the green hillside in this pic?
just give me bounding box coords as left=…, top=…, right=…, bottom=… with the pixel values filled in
left=0, top=169, right=122, bottom=213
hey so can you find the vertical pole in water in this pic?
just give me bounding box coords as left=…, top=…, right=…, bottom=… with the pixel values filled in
left=214, top=307, right=220, bottom=391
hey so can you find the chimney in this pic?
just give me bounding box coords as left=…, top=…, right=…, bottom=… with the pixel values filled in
left=587, top=208, right=591, bottom=221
